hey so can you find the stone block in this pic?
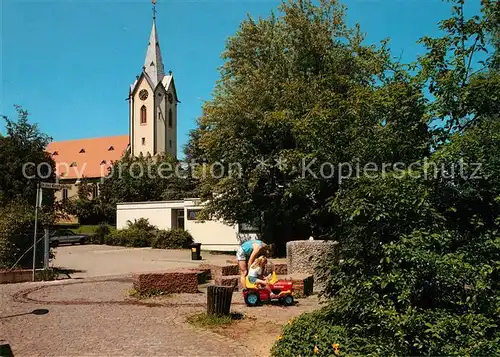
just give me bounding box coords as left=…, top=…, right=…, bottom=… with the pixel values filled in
left=198, top=263, right=239, bottom=281
left=286, top=240, right=339, bottom=289
left=273, top=263, right=288, bottom=275
left=215, top=275, right=241, bottom=291
left=132, top=269, right=200, bottom=294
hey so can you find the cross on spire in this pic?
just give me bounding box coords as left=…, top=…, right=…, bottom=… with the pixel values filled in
left=152, top=0, right=157, bottom=21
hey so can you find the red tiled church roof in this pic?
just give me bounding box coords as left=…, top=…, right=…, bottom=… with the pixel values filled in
left=46, top=135, right=129, bottom=179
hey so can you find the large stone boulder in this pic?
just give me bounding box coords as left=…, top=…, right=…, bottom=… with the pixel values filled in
left=286, top=240, right=339, bottom=290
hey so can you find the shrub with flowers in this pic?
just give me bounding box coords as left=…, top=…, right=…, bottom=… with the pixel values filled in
left=272, top=120, right=500, bottom=355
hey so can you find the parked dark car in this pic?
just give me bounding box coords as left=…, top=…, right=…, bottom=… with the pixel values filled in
left=50, top=229, right=89, bottom=247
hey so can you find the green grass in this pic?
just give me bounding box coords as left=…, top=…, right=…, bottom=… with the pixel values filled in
left=186, top=312, right=244, bottom=328
left=128, top=288, right=172, bottom=299
left=74, top=225, right=99, bottom=234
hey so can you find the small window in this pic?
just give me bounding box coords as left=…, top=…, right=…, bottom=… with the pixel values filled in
left=108, top=146, right=114, bottom=151
left=79, top=148, right=85, bottom=153
left=100, top=160, right=107, bottom=165
left=62, top=188, right=69, bottom=201
left=92, top=184, right=98, bottom=198
left=168, top=108, right=173, bottom=128
left=239, top=222, right=260, bottom=233
left=169, top=140, right=172, bottom=148
left=142, top=137, right=146, bottom=145
left=140, top=105, right=147, bottom=125
left=52, top=151, right=59, bottom=156
left=187, top=209, right=202, bottom=221
left=70, top=162, right=77, bottom=167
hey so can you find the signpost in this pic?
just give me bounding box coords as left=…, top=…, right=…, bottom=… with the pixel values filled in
left=32, top=182, right=72, bottom=281
left=41, top=182, right=72, bottom=190
left=32, top=182, right=41, bottom=282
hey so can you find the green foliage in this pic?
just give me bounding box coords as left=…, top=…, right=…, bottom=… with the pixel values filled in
left=128, top=288, right=171, bottom=299
left=35, top=268, right=58, bottom=282
left=284, top=119, right=500, bottom=355
left=186, top=312, right=243, bottom=329
left=104, top=228, right=155, bottom=248
left=417, top=0, right=499, bottom=136
left=0, top=200, right=53, bottom=269
left=102, top=218, right=193, bottom=249
left=126, top=218, right=157, bottom=232
left=95, top=153, right=198, bottom=223
left=187, top=0, right=430, bottom=250
left=93, top=223, right=114, bottom=244
left=152, top=228, right=194, bottom=249
left=62, top=179, right=105, bottom=225
left=272, top=306, right=499, bottom=356
left=0, top=105, right=56, bottom=206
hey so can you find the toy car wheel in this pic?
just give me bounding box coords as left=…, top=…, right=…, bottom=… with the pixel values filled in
left=283, top=295, right=294, bottom=306
left=245, top=292, right=260, bottom=306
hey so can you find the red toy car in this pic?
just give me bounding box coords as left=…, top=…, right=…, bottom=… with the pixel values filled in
left=243, top=272, right=294, bottom=306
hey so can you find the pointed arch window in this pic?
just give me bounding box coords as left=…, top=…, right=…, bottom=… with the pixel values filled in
left=140, top=105, right=147, bottom=125
left=168, top=108, right=173, bottom=128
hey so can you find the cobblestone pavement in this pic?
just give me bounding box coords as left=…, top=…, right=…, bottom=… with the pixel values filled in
left=1, top=277, right=255, bottom=357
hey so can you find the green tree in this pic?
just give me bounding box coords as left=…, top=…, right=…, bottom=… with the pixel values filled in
left=273, top=0, right=500, bottom=354
left=96, top=152, right=197, bottom=222
left=189, top=0, right=430, bottom=249
left=0, top=105, right=56, bottom=268
left=0, top=105, right=55, bottom=205
left=417, top=0, right=500, bottom=137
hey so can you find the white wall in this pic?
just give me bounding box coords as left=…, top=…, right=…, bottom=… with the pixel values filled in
left=116, top=200, right=248, bottom=251
left=117, top=201, right=184, bottom=230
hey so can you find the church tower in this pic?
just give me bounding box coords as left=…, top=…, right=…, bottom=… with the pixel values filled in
left=129, top=0, right=178, bottom=158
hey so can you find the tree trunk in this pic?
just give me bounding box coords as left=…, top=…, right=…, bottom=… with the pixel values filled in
left=207, top=285, right=233, bottom=316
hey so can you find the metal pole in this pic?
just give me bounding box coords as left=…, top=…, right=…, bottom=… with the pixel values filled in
left=32, top=183, right=40, bottom=282
left=44, top=227, right=50, bottom=269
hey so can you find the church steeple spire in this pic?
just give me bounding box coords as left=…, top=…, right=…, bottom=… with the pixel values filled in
left=143, top=0, right=165, bottom=87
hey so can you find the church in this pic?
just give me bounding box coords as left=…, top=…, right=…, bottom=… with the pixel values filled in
left=46, top=3, right=177, bottom=204
left=45, top=1, right=259, bottom=246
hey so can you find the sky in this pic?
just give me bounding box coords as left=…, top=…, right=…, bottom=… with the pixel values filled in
left=1, top=0, right=483, bottom=158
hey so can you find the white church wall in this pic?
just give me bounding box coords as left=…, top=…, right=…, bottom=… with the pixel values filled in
left=132, top=77, right=155, bottom=157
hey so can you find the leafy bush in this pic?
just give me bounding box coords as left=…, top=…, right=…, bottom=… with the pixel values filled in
left=126, top=218, right=157, bottom=232
left=275, top=119, right=500, bottom=356
left=105, top=228, right=155, bottom=248
left=152, top=229, right=194, bottom=249
left=0, top=200, right=51, bottom=269
left=93, top=223, right=114, bottom=244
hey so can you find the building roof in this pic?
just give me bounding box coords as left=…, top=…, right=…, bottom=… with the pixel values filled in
left=143, top=18, right=165, bottom=88
left=46, top=135, right=129, bottom=179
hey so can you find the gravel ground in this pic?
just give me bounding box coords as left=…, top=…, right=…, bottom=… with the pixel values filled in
left=2, top=251, right=320, bottom=357
left=1, top=278, right=254, bottom=357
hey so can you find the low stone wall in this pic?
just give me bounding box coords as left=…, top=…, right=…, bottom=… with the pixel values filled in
left=0, top=269, right=33, bottom=284
left=286, top=240, right=339, bottom=290
left=199, top=263, right=239, bottom=282
left=132, top=269, right=205, bottom=294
